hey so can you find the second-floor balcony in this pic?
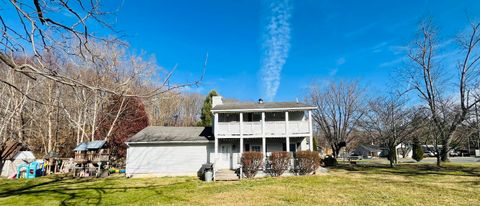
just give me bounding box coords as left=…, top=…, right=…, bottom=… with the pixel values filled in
left=216, top=120, right=310, bottom=137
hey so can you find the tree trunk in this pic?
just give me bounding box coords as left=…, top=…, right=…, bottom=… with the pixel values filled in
left=331, top=144, right=343, bottom=159
left=331, top=145, right=337, bottom=158
left=436, top=149, right=441, bottom=167
left=91, top=92, right=98, bottom=141
left=388, top=145, right=397, bottom=168
left=440, top=137, right=451, bottom=162
left=105, top=97, right=126, bottom=141
left=0, top=148, right=5, bottom=175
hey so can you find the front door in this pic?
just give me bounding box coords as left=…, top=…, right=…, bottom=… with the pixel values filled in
left=219, top=143, right=233, bottom=169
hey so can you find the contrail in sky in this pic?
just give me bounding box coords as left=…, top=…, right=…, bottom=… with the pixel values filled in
left=260, top=0, right=292, bottom=101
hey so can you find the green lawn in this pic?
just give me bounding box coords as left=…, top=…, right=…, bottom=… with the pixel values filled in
left=0, top=163, right=479, bottom=205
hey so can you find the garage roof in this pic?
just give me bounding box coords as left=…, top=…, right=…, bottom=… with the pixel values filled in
left=126, top=126, right=213, bottom=143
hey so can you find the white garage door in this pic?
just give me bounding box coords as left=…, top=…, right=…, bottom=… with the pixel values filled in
left=126, top=143, right=208, bottom=177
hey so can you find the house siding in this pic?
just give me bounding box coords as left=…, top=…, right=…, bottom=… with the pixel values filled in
left=126, top=143, right=209, bottom=177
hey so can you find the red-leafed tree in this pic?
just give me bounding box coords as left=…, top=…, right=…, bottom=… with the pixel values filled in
left=96, top=95, right=149, bottom=159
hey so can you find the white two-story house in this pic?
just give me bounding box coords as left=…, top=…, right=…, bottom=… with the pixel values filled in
left=211, top=96, right=316, bottom=170
left=125, top=96, right=317, bottom=177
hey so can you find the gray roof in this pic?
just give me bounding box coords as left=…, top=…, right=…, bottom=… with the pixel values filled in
left=212, top=102, right=316, bottom=112
left=358, top=144, right=383, bottom=153
left=73, top=140, right=106, bottom=151
left=126, top=126, right=213, bottom=143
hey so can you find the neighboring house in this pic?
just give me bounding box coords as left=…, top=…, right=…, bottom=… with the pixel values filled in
left=352, top=144, right=383, bottom=159
left=125, top=96, right=316, bottom=177
left=352, top=143, right=413, bottom=159
left=396, top=143, right=412, bottom=158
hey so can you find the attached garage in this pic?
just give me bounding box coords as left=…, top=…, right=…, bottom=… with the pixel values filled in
left=125, top=126, right=213, bottom=177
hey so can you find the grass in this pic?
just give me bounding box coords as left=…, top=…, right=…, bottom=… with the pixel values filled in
left=0, top=163, right=479, bottom=205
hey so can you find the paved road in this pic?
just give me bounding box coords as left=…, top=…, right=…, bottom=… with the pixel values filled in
left=406, top=157, right=480, bottom=163
left=357, top=157, right=480, bottom=164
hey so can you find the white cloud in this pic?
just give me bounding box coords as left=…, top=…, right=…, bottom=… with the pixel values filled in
left=371, top=41, right=388, bottom=53
left=329, top=68, right=338, bottom=76
left=260, top=0, right=292, bottom=101
left=379, top=56, right=407, bottom=68
left=336, top=57, right=346, bottom=65
left=389, top=45, right=410, bottom=55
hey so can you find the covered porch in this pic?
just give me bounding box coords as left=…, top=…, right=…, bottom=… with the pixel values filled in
left=211, top=137, right=309, bottom=170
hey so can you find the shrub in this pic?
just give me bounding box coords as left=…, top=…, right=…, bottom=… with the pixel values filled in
left=295, top=151, right=321, bottom=175
left=241, top=152, right=264, bottom=178
left=323, top=155, right=337, bottom=166
left=267, top=151, right=291, bottom=177
left=412, top=140, right=424, bottom=162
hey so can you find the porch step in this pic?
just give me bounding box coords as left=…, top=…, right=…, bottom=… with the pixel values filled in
left=215, top=169, right=239, bottom=181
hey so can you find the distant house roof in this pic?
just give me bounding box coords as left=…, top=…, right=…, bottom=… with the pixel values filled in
left=73, top=140, right=107, bottom=151
left=358, top=144, right=383, bottom=153
left=211, top=102, right=316, bottom=112
left=126, top=126, right=213, bottom=144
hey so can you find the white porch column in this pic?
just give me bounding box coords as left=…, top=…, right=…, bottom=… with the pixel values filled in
left=239, top=112, right=243, bottom=137
left=240, top=137, right=244, bottom=153
left=214, top=113, right=219, bottom=160
left=262, top=137, right=266, bottom=157
left=239, top=112, right=244, bottom=154
left=308, top=110, right=313, bottom=151
left=261, top=112, right=265, bottom=136
left=285, top=111, right=290, bottom=152
left=261, top=112, right=266, bottom=160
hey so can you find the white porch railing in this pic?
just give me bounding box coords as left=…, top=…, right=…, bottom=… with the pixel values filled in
left=216, top=121, right=309, bottom=136
left=264, top=121, right=286, bottom=135
left=243, top=122, right=262, bottom=136
left=217, top=122, right=240, bottom=135
left=288, top=121, right=309, bottom=134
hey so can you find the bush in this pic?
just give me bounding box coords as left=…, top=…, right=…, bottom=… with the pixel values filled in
left=241, top=152, right=264, bottom=178
left=295, top=151, right=321, bottom=175
left=323, top=155, right=337, bottom=166
left=412, top=140, right=424, bottom=162
left=267, top=151, right=291, bottom=177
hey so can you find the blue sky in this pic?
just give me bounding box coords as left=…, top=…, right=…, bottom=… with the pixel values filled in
left=108, top=0, right=480, bottom=102
left=7, top=0, right=479, bottom=101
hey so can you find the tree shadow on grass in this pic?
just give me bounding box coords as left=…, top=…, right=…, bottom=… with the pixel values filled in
left=333, top=163, right=480, bottom=178
left=0, top=176, right=197, bottom=205
left=331, top=163, right=480, bottom=191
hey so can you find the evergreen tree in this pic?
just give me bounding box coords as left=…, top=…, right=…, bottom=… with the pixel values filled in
left=412, top=138, right=424, bottom=162
left=312, top=137, right=319, bottom=151
left=199, top=90, right=218, bottom=126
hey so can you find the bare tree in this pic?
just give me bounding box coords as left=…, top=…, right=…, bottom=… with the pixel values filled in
left=361, top=94, right=419, bottom=167
left=308, top=81, right=365, bottom=158
left=405, top=19, right=480, bottom=165
left=0, top=1, right=206, bottom=167
left=146, top=92, right=204, bottom=127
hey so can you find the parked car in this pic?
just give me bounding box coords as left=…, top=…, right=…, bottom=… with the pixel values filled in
left=449, top=150, right=460, bottom=157
left=348, top=153, right=363, bottom=160
left=423, top=151, right=436, bottom=157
